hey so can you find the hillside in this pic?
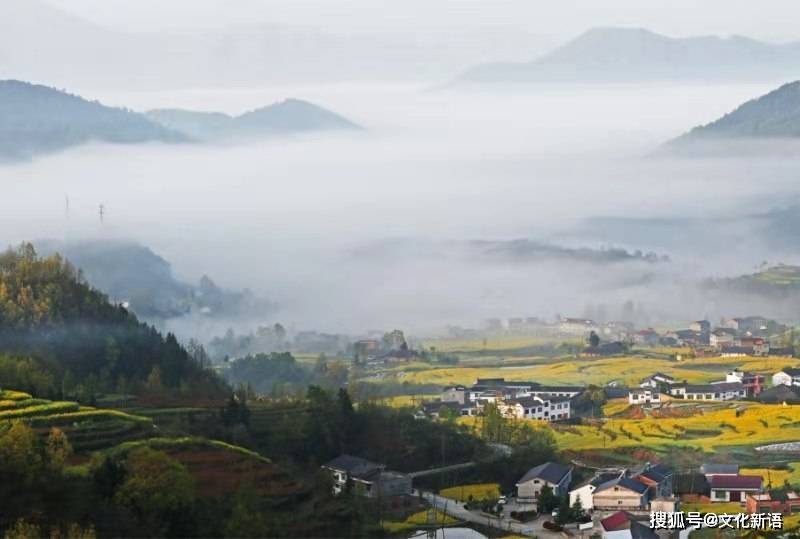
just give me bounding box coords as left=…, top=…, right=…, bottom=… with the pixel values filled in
left=670, top=81, right=800, bottom=145
left=145, top=99, right=360, bottom=141
left=456, top=27, right=800, bottom=84
left=37, top=239, right=273, bottom=320
left=0, top=80, right=185, bottom=161
left=0, top=243, right=227, bottom=400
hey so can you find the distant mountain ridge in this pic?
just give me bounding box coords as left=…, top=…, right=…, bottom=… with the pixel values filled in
left=456, top=27, right=800, bottom=84
left=0, top=80, right=184, bottom=161
left=0, top=80, right=360, bottom=162
left=669, top=81, right=800, bottom=146
left=145, top=99, right=360, bottom=141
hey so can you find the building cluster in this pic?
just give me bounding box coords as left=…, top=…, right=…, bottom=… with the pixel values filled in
left=639, top=317, right=792, bottom=358
left=628, top=369, right=765, bottom=405
left=418, top=378, right=584, bottom=422
left=321, top=454, right=412, bottom=500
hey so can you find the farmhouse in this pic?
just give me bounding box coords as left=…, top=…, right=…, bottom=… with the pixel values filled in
left=758, top=384, right=800, bottom=404
left=322, top=454, right=412, bottom=498
left=440, top=385, right=468, bottom=404
left=700, top=463, right=739, bottom=477
left=639, top=372, right=676, bottom=388
left=628, top=388, right=660, bottom=405
left=709, top=475, right=762, bottom=503
left=559, top=318, right=597, bottom=335
left=725, top=370, right=764, bottom=397
left=419, top=401, right=477, bottom=419
left=634, top=467, right=673, bottom=499
left=746, top=491, right=800, bottom=515
left=497, top=396, right=571, bottom=421
left=772, top=368, right=800, bottom=387
left=670, top=382, right=746, bottom=401
left=516, top=462, right=572, bottom=502
left=592, top=475, right=649, bottom=510
left=634, top=328, right=660, bottom=347
left=674, top=473, right=710, bottom=502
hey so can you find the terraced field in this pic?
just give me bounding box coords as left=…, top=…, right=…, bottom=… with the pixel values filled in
left=0, top=390, right=154, bottom=452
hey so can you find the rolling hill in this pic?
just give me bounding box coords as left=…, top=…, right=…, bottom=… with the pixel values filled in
left=145, top=99, right=360, bottom=141
left=456, top=27, right=800, bottom=84
left=0, top=80, right=185, bottom=161
left=669, top=81, right=800, bottom=145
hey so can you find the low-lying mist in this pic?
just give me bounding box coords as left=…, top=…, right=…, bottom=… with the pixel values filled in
left=4, top=81, right=800, bottom=336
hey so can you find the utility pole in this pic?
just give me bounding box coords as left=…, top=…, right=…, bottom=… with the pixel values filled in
left=99, top=204, right=105, bottom=224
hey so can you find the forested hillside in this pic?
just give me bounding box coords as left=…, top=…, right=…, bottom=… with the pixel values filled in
left=0, top=243, right=226, bottom=400
left=0, top=80, right=184, bottom=160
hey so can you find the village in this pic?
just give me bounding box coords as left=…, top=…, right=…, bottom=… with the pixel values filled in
left=322, top=314, right=800, bottom=538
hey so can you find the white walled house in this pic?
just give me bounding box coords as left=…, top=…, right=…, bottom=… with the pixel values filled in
left=628, top=388, right=661, bottom=405
left=497, top=396, right=571, bottom=422
left=517, top=462, right=572, bottom=503
left=773, top=368, right=800, bottom=387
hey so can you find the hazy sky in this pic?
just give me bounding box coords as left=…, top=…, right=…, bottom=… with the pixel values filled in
left=41, top=0, right=800, bottom=42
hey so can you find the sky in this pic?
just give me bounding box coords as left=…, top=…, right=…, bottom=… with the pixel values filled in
left=41, top=0, right=800, bottom=42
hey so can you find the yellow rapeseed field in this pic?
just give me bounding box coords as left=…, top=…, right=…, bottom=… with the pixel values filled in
left=439, top=483, right=500, bottom=502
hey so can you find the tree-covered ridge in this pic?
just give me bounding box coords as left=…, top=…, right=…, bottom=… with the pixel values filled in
left=0, top=244, right=226, bottom=400
left=0, top=79, right=185, bottom=161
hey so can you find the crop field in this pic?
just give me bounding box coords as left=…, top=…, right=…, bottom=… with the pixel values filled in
left=0, top=389, right=154, bottom=452
left=741, top=463, right=800, bottom=487
left=367, top=352, right=800, bottom=390
left=439, top=483, right=500, bottom=502
left=542, top=403, right=800, bottom=452
left=383, top=509, right=458, bottom=533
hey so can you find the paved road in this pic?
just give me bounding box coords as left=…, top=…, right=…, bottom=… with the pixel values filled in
left=417, top=490, right=566, bottom=538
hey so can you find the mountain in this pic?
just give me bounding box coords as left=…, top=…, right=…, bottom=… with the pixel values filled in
left=669, top=81, right=800, bottom=146
left=145, top=99, right=360, bottom=141
left=0, top=80, right=185, bottom=161
left=456, top=27, right=800, bottom=84
left=37, top=239, right=274, bottom=320
left=0, top=243, right=227, bottom=398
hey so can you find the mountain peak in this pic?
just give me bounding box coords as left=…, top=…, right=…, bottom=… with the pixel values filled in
left=669, top=80, right=800, bottom=147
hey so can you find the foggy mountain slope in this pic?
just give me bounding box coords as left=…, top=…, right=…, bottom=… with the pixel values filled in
left=456, top=27, right=800, bottom=84
left=36, top=239, right=274, bottom=321
left=0, top=80, right=186, bottom=161
left=668, top=81, right=800, bottom=145
left=145, top=99, right=360, bottom=141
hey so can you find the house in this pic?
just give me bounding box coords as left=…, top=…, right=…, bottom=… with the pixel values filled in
left=516, top=462, right=572, bottom=502
left=420, top=401, right=477, bottom=419
left=497, top=396, right=571, bottom=422
left=719, top=346, right=751, bottom=357
left=689, top=320, right=711, bottom=334
left=559, top=318, right=597, bottom=335
left=710, top=328, right=737, bottom=348
left=569, top=472, right=619, bottom=511
left=674, top=473, right=710, bottom=502
left=322, top=455, right=412, bottom=498
left=529, top=386, right=585, bottom=399
left=725, top=370, right=764, bottom=397
left=634, top=329, right=660, bottom=347
left=628, top=388, right=661, bottom=405
left=757, top=384, right=800, bottom=404
left=700, top=463, right=739, bottom=477
left=671, top=382, right=746, bottom=401
left=592, top=475, right=650, bottom=510
left=769, top=347, right=795, bottom=358
left=772, top=368, right=800, bottom=387
left=746, top=491, right=800, bottom=515
left=639, top=373, right=676, bottom=389
left=634, top=467, right=673, bottom=499
left=441, top=385, right=468, bottom=404
left=709, top=475, right=762, bottom=503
